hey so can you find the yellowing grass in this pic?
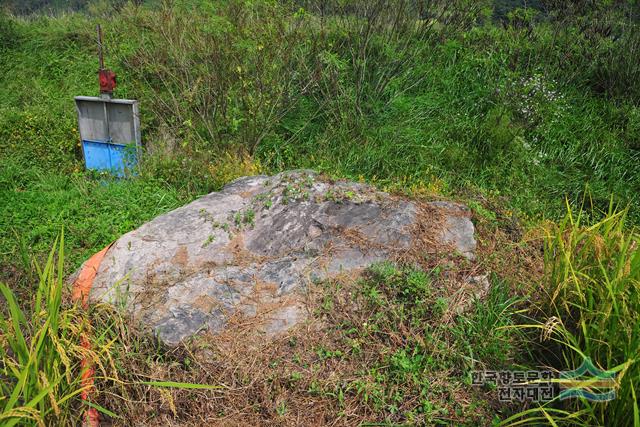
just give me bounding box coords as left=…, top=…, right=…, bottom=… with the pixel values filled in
left=0, top=233, right=221, bottom=425
left=0, top=233, right=92, bottom=426
left=505, top=202, right=639, bottom=426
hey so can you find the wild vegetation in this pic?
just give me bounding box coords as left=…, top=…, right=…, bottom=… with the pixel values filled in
left=1, top=0, right=639, bottom=425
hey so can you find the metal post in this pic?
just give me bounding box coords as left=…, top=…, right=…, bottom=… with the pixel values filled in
left=97, top=24, right=105, bottom=71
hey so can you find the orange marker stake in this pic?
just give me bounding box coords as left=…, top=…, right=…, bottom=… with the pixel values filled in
left=71, top=244, right=113, bottom=427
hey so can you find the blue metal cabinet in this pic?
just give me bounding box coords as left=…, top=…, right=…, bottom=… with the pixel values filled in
left=75, top=96, right=141, bottom=176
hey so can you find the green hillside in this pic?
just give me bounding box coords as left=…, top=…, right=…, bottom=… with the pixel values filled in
left=1, top=1, right=639, bottom=425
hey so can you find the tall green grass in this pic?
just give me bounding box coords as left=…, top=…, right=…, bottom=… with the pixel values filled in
left=0, top=233, right=89, bottom=426
left=2, top=2, right=639, bottom=227
left=504, top=202, right=640, bottom=426
left=0, top=234, right=221, bottom=425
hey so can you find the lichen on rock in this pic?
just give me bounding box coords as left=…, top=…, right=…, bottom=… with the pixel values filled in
left=84, top=171, right=477, bottom=345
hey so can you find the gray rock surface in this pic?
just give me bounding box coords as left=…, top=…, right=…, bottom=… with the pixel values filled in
left=87, top=171, right=476, bottom=345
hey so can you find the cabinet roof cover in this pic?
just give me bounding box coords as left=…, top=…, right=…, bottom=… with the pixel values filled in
left=74, top=96, right=141, bottom=146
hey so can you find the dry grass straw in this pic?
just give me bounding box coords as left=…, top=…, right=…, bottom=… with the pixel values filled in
left=94, top=274, right=497, bottom=426
left=91, top=199, right=538, bottom=425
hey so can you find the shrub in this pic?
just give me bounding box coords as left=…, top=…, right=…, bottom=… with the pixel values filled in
left=541, top=0, right=640, bottom=101
left=115, top=0, right=309, bottom=154
left=0, top=10, right=17, bottom=51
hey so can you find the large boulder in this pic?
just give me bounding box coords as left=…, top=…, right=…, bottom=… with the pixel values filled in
left=87, top=171, right=476, bottom=345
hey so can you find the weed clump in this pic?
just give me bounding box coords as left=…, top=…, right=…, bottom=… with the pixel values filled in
left=507, top=204, right=640, bottom=426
